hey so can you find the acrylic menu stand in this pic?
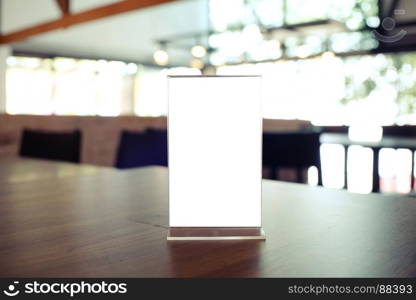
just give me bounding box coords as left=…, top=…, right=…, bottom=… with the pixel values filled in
left=167, top=75, right=265, bottom=240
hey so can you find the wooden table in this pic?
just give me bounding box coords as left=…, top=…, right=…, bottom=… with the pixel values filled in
left=321, top=133, right=416, bottom=193
left=1, top=158, right=416, bottom=277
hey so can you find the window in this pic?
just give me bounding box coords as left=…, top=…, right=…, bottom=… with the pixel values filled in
left=6, top=56, right=138, bottom=116
left=134, top=67, right=201, bottom=117
left=6, top=57, right=54, bottom=115
left=5, top=56, right=200, bottom=117
left=208, top=0, right=379, bottom=65
left=217, top=51, right=416, bottom=126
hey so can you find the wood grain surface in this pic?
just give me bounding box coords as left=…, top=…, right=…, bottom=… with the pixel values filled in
left=1, top=158, right=415, bottom=277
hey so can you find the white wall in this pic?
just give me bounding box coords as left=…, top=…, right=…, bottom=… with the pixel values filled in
left=0, top=46, right=11, bottom=113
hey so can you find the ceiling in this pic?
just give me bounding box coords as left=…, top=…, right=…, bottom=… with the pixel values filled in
left=3, top=0, right=416, bottom=67
left=0, top=0, right=209, bottom=66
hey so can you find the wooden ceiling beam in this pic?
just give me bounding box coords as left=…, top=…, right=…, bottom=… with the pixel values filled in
left=0, top=0, right=177, bottom=44
left=55, top=0, right=70, bottom=16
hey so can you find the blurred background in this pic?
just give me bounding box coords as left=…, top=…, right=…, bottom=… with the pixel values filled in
left=1, top=0, right=416, bottom=194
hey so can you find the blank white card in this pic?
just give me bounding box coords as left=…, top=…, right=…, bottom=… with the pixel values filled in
left=168, top=76, right=262, bottom=227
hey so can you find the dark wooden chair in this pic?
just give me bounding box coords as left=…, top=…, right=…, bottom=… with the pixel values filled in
left=262, top=131, right=322, bottom=184
left=115, top=129, right=167, bottom=169
left=382, top=125, right=416, bottom=137
left=319, top=126, right=349, bottom=134
left=19, top=129, right=81, bottom=163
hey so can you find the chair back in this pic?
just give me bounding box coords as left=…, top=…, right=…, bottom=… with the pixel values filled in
left=382, top=125, right=416, bottom=138
left=263, top=131, right=321, bottom=168
left=19, top=129, right=81, bottom=163
left=115, top=129, right=167, bottom=169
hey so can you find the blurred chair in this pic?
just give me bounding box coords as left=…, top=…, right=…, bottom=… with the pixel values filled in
left=19, top=129, right=81, bottom=163
left=262, top=131, right=322, bottom=184
left=115, top=129, right=167, bottom=169
left=382, top=125, right=416, bottom=137
left=319, top=126, right=349, bottom=134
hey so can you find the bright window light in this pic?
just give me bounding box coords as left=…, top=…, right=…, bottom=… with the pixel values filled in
left=134, top=67, right=201, bottom=117
left=5, top=56, right=134, bottom=116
